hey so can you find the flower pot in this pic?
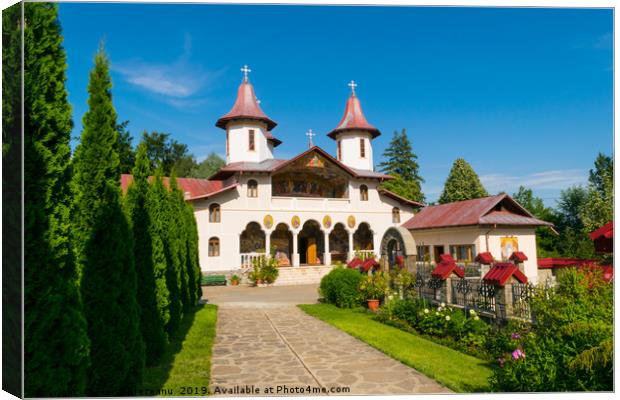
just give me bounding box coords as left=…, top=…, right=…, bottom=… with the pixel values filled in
left=367, top=299, right=380, bottom=312
left=231, top=280, right=239, bottom=286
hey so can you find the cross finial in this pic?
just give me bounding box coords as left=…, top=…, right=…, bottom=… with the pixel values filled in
left=241, top=64, right=252, bottom=82
left=306, top=129, right=316, bottom=148
left=348, top=80, right=358, bottom=95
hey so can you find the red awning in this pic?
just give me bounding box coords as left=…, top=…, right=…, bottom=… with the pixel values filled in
left=483, top=263, right=528, bottom=286
left=509, top=251, right=528, bottom=263
left=474, top=252, right=494, bottom=265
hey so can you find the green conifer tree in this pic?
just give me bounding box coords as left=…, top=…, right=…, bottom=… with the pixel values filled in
left=378, top=129, right=425, bottom=203
left=146, top=170, right=172, bottom=337
left=23, top=3, right=90, bottom=396
left=169, top=172, right=191, bottom=311
left=184, top=202, right=203, bottom=305
left=72, top=45, right=144, bottom=395
left=438, top=158, right=489, bottom=204
left=125, top=143, right=167, bottom=364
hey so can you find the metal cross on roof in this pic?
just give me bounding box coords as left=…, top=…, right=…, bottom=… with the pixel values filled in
left=306, top=129, right=316, bottom=148
left=348, top=80, right=357, bottom=95
left=241, top=65, right=252, bottom=82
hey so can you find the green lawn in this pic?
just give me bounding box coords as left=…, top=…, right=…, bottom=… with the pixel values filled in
left=299, top=303, right=494, bottom=392
left=141, top=304, right=218, bottom=396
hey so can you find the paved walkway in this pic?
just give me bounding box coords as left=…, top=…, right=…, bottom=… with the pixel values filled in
left=205, top=285, right=450, bottom=396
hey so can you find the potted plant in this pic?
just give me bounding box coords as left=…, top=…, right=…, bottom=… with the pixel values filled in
left=358, top=271, right=389, bottom=312
left=230, top=274, right=240, bottom=286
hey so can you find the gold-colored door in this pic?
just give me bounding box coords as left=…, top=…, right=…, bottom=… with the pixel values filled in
left=307, top=238, right=317, bottom=264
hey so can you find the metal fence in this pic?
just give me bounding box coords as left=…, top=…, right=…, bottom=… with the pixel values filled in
left=450, top=278, right=497, bottom=314
left=512, top=283, right=535, bottom=320
left=414, top=272, right=445, bottom=303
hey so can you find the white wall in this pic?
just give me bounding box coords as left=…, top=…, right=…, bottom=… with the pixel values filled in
left=335, top=130, right=374, bottom=171
left=409, top=226, right=540, bottom=283
left=193, top=173, right=415, bottom=272
left=225, top=120, right=273, bottom=164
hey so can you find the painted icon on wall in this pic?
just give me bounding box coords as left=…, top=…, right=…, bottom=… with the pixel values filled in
left=500, top=236, right=519, bottom=260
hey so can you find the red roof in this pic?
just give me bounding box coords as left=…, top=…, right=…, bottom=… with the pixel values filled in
left=537, top=258, right=597, bottom=269
left=327, top=93, right=380, bottom=139
left=377, top=188, right=425, bottom=207
left=432, top=260, right=465, bottom=280
left=509, top=251, right=528, bottom=263
left=483, top=263, right=528, bottom=286
left=120, top=174, right=237, bottom=201
left=590, top=221, right=613, bottom=253
left=216, top=81, right=277, bottom=130
left=265, top=131, right=282, bottom=147
left=475, top=252, right=494, bottom=265
left=361, top=258, right=379, bottom=272
left=402, top=194, right=553, bottom=230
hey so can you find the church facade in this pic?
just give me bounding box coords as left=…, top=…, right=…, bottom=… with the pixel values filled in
left=121, top=67, right=553, bottom=283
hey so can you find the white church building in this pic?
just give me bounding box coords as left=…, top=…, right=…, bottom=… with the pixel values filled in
left=122, top=67, right=552, bottom=284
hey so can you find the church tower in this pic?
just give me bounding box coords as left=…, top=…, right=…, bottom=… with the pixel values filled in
left=216, top=65, right=281, bottom=164
left=327, top=81, right=381, bottom=171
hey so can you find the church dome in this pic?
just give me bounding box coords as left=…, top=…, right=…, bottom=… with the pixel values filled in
left=216, top=69, right=277, bottom=130
left=327, top=82, right=380, bottom=140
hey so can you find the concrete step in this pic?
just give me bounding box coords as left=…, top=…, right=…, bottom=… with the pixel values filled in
left=273, top=265, right=334, bottom=286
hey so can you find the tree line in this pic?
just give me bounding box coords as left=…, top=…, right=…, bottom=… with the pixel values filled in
left=14, top=3, right=201, bottom=396
left=377, top=131, right=612, bottom=261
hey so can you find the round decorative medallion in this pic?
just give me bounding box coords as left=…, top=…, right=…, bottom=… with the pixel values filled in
left=323, top=215, right=332, bottom=229
left=263, top=215, right=274, bottom=229
left=291, top=215, right=301, bottom=229
left=347, top=215, right=356, bottom=229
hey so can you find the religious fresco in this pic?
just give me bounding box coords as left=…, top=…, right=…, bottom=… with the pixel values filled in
left=323, top=215, right=332, bottom=229
left=347, top=215, right=356, bottom=229
left=329, top=223, right=349, bottom=263
left=240, top=222, right=266, bottom=253
left=291, top=215, right=300, bottom=229
left=271, top=152, right=349, bottom=198
left=270, top=223, right=293, bottom=266
left=263, top=215, right=274, bottom=229
left=353, top=222, right=374, bottom=250
left=501, top=236, right=519, bottom=260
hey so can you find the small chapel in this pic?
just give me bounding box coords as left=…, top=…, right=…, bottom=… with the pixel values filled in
left=121, top=66, right=552, bottom=284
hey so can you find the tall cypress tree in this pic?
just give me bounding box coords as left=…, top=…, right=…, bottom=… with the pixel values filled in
left=163, top=171, right=183, bottom=333
left=125, top=143, right=167, bottom=364
left=169, top=172, right=191, bottom=311
left=378, top=129, right=425, bottom=203
left=438, top=158, right=488, bottom=204
left=72, top=45, right=144, bottom=395
left=185, top=202, right=203, bottom=305
left=23, top=3, right=89, bottom=396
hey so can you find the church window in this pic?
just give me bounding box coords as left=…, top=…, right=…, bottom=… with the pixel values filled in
left=247, top=179, right=258, bottom=197
left=337, top=140, right=342, bottom=160
left=360, top=185, right=368, bottom=201
left=209, top=203, right=221, bottom=223
left=360, top=138, right=366, bottom=158
left=226, top=130, right=230, bottom=156
left=249, top=129, right=255, bottom=151
left=208, top=237, right=220, bottom=257
left=392, top=207, right=400, bottom=223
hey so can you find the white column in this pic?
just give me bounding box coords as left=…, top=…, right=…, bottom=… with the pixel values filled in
left=292, top=231, right=300, bottom=267
left=348, top=231, right=354, bottom=261
left=324, top=231, right=331, bottom=266
left=265, top=232, right=271, bottom=256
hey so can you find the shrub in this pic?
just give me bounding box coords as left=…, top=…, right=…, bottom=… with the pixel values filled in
left=358, top=271, right=389, bottom=301
left=319, top=267, right=363, bottom=308
left=248, top=255, right=280, bottom=285
left=490, top=267, right=613, bottom=392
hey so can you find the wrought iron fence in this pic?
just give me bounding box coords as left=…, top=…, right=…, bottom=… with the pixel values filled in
left=512, top=283, right=535, bottom=319
left=414, top=272, right=445, bottom=303
left=450, top=278, right=497, bottom=314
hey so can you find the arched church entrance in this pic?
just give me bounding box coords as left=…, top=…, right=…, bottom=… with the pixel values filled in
left=329, top=223, right=349, bottom=263
left=380, top=226, right=417, bottom=272
left=353, top=222, right=374, bottom=251
left=270, top=223, right=293, bottom=266
left=240, top=222, right=266, bottom=253
left=298, top=220, right=324, bottom=265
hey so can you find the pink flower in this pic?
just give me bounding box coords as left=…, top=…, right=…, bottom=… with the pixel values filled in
left=511, top=333, right=521, bottom=340
left=511, top=349, right=525, bottom=360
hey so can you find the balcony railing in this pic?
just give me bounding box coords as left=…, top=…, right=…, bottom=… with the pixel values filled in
left=240, top=252, right=263, bottom=269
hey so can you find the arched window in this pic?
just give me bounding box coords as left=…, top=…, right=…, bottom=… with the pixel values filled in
left=247, top=179, right=258, bottom=198
left=360, top=185, right=368, bottom=201
left=392, top=207, right=400, bottom=223
left=209, top=203, right=221, bottom=223
left=208, top=237, right=220, bottom=257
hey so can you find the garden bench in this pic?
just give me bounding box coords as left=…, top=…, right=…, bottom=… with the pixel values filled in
left=201, top=275, right=227, bottom=286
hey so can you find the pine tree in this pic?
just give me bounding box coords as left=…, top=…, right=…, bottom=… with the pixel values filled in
left=378, top=129, right=425, bottom=203
left=125, top=143, right=167, bottom=364
left=23, top=3, right=89, bottom=396
left=438, top=158, right=488, bottom=204
left=184, top=202, right=203, bottom=306
left=146, top=170, right=172, bottom=337
left=169, top=172, right=191, bottom=312
left=72, top=45, right=144, bottom=395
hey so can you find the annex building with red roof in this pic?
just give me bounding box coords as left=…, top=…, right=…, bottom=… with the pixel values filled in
left=121, top=67, right=553, bottom=284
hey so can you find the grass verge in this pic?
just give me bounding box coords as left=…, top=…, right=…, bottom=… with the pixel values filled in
left=299, top=303, right=493, bottom=392
left=141, top=304, right=218, bottom=396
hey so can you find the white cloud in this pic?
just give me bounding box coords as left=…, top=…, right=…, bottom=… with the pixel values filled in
left=480, top=169, right=588, bottom=193
left=112, top=34, right=221, bottom=103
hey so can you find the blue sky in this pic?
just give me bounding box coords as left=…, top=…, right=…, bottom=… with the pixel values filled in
left=58, top=3, right=613, bottom=205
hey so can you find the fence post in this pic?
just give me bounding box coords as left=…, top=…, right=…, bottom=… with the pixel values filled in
left=445, top=277, right=452, bottom=304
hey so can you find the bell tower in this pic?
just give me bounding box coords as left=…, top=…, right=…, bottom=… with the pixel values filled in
left=216, top=65, right=281, bottom=164
left=327, top=81, right=381, bottom=171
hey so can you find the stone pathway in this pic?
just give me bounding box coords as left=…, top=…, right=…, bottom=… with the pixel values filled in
left=210, top=304, right=450, bottom=395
